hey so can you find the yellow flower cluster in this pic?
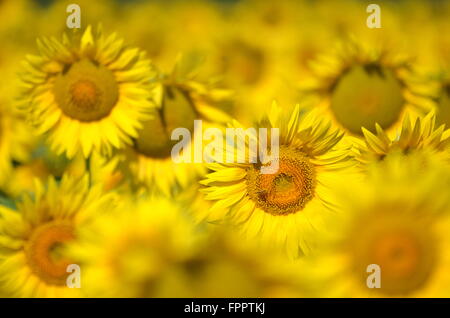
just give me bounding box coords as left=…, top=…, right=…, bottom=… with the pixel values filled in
left=0, top=0, right=449, bottom=298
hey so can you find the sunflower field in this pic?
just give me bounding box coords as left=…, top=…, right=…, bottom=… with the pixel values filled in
left=0, top=0, right=450, bottom=298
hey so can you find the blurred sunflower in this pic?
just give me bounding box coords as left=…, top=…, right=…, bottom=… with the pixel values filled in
left=69, top=195, right=303, bottom=297
left=104, top=56, right=232, bottom=195
left=19, top=25, right=158, bottom=158
left=0, top=175, right=116, bottom=297
left=300, top=39, right=434, bottom=136
left=210, top=1, right=295, bottom=124
left=117, top=1, right=171, bottom=64
left=200, top=102, right=354, bottom=257
left=0, top=100, right=34, bottom=188
left=310, top=154, right=450, bottom=297
left=356, top=112, right=450, bottom=165
left=4, top=142, right=87, bottom=198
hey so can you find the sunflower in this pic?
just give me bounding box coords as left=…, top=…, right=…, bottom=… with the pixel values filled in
left=0, top=175, right=116, bottom=297
left=0, top=99, right=35, bottom=189
left=356, top=112, right=450, bottom=165
left=300, top=38, right=434, bottom=136
left=69, top=194, right=304, bottom=297
left=4, top=142, right=87, bottom=199
left=19, top=25, right=158, bottom=158
left=200, top=102, right=355, bottom=258
left=102, top=55, right=232, bottom=195
left=309, top=154, right=450, bottom=297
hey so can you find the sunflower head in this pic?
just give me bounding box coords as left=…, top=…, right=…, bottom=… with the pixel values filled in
left=19, top=25, right=158, bottom=158
left=201, top=102, right=354, bottom=257
left=109, top=56, right=231, bottom=194
left=312, top=154, right=450, bottom=297
left=53, top=59, right=119, bottom=122
left=133, top=82, right=197, bottom=159
left=301, top=39, right=433, bottom=136
left=246, top=145, right=317, bottom=216
left=0, top=175, right=116, bottom=297
left=347, top=209, right=440, bottom=296
left=25, top=221, right=75, bottom=286
left=133, top=54, right=232, bottom=159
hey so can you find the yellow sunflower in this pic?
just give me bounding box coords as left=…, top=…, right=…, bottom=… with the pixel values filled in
left=309, top=154, right=450, bottom=297
left=4, top=142, right=87, bottom=199
left=0, top=175, right=116, bottom=297
left=100, top=56, right=232, bottom=195
left=200, top=102, right=355, bottom=258
left=300, top=38, right=434, bottom=136
left=69, top=194, right=304, bottom=297
left=356, top=112, right=450, bottom=165
left=0, top=99, right=35, bottom=188
left=19, top=25, right=158, bottom=158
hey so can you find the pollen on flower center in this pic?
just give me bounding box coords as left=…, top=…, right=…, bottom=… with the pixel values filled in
left=246, top=146, right=316, bottom=216
left=53, top=59, right=119, bottom=122
left=25, top=222, right=75, bottom=286
left=274, top=174, right=295, bottom=192
left=330, top=64, right=404, bottom=135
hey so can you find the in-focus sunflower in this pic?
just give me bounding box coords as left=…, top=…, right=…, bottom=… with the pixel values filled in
left=309, top=154, right=450, bottom=297
left=69, top=195, right=303, bottom=297
left=356, top=112, right=450, bottom=165
left=200, top=102, right=354, bottom=258
left=0, top=175, right=116, bottom=297
left=102, top=56, right=231, bottom=195
left=300, top=39, right=434, bottom=136
left=19, top=25, right=158, bottom=158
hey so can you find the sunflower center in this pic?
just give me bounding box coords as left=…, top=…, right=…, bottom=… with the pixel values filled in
left=246, top=146, right=316, bottom=216
left=274, top=174, right=295, bottom=192
left=436, top=83, right=450, bottom=127
left=134, top=84, right=197, bottom=158
left=25, top=222, right=75, bottom=286
left=53, top=59, right=119, bottom=122
left=330, top=64, right=404, bottom=135
left=70, top=80, right=99, bottom=110
left=352, top=224, right=437, bottom=295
